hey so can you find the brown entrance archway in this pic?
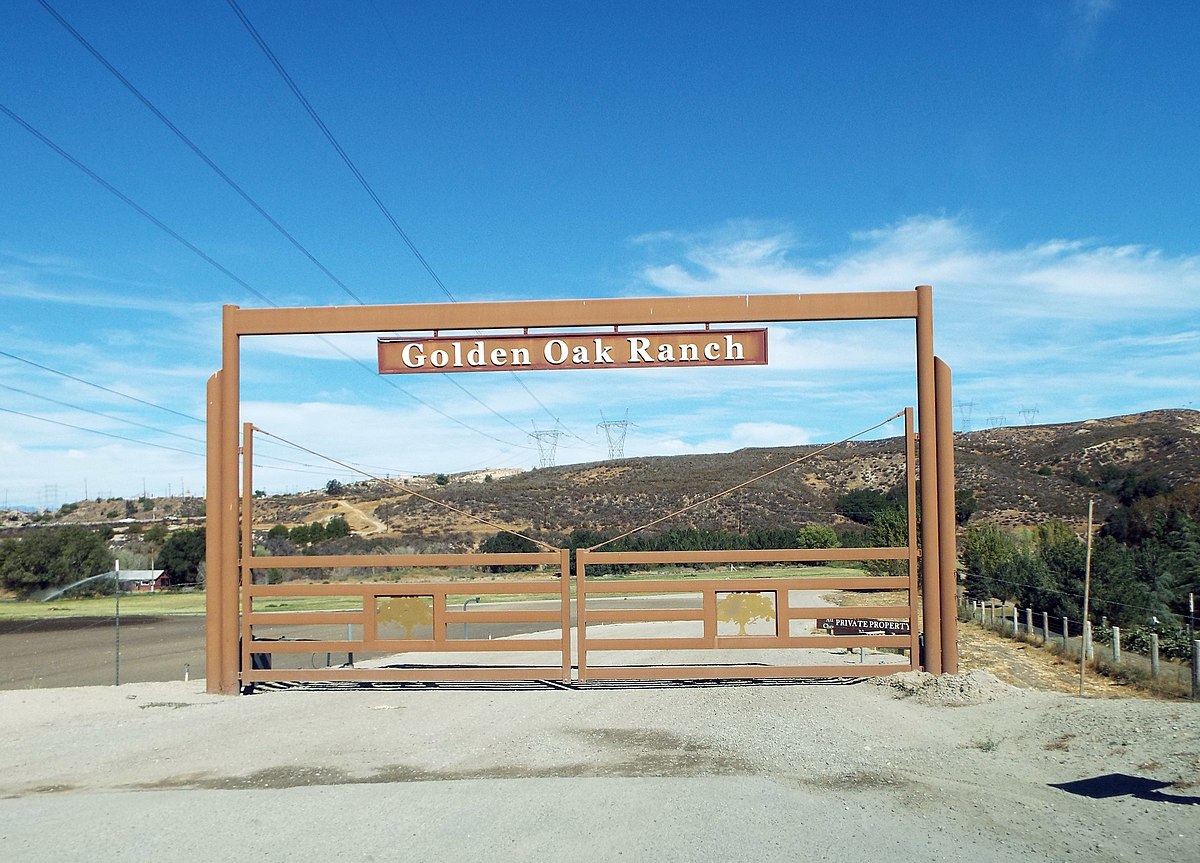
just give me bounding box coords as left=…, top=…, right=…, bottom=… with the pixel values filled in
left=206, top=286, right=956, bottom=693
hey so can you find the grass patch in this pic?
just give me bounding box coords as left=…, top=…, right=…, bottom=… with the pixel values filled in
left=0, top=565, right=874, bottom=620
left=0, top=591, right=206, bottom=620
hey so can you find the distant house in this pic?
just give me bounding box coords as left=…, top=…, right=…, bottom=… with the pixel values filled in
left=102, top=569, right=170, bottom=592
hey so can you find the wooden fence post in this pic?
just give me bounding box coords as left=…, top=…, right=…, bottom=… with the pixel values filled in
left=1150, top=633, right=1160, bottom=679
left=1042, top=611, right=1050, bottom=646
left=1112, top=626, right=1121, bottom=663
left=1085, top=621, right=1093, bottom=660
left=1025, top=608, right=1033, bottom=637
left=1011, top=606, right=1018, bottom=634
left=1061, top=616, right=1069, bottom=651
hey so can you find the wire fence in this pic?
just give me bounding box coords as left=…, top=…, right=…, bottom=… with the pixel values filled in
left=963, top=600, right=1200, bottom=701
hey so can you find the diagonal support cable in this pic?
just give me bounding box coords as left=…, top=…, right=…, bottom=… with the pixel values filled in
left=252, top=426, right=559, bottom=551
left=587, top=411, right=906, bottom=551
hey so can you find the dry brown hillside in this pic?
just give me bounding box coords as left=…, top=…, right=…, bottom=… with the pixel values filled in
left=20, top=408, right=1200, bottom=549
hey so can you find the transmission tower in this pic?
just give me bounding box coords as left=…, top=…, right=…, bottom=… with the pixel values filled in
left=1019, top=406, right=1040, bottom=426
left=529, top=424, right=565, bottom=468
left=985, top=415, right=1006, bottom=428
left=955, top=400, right=975, bottom=433
left=597, top=409, right=635, bottom=459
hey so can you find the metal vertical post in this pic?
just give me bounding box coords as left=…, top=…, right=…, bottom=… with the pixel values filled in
left=114, top=560, right=121, bottom=686
left=915, top=285, right=942, bottom=673
left=240, top=423, right=255, bottom=676
left=576, top=550, right=589, bottom=683
left=205, top=372, right=226, bottom=693
left=904, top=407, right=920, bottom=668
left=560, top=548, right=571, bottom=683
left=934, top=357, right=957, bottom=672
left=218, top=307, right=242, bottom=694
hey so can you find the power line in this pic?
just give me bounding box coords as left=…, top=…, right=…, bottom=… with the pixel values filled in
left=0, top=349, right=355, bottom=472
left=224, top=0, right=594, bottom=450
left=0, top=102, right=533, bottom=452
left=0, top=381, right=205, bottom=444
left=0, top=348, right=203, bottom=423
left=35, top=0, right=365, bottom=305
left=36, top=1, right=553, bottom=444
left=226, top=0, right=456, bottom=303
left=0, top=405, right=204, bottom=458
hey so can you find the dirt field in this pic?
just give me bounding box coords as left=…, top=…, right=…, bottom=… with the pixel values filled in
left=1, top=664, right=1196, bottom=862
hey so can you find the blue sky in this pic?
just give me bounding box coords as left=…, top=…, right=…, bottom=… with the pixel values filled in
left=1, top=1, right=1197, bottom=509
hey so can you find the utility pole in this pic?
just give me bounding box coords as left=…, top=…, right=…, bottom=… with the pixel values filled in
left=955, top=400, right=975, bottom=433
left=1080, top=498, right=1094, bottom=696
left=529, top=424, right=564, bottom=468
left=597, top=409, right=635, bottom=459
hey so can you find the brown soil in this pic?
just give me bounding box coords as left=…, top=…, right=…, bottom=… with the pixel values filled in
left=827, top=590, right=1155, bottom=699
left=955, top=621, right=1148, bottom=698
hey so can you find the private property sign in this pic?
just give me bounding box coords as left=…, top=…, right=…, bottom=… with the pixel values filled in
left=816, top=618, right=912, bottom=635
left=378, top=329, right=768, bottom=374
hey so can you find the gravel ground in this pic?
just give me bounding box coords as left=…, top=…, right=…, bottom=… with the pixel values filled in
left=1, top=668, right=1196, bottom=862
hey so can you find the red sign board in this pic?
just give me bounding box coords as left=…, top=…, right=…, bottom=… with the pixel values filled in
left=378, top=328, right=768, bottom=374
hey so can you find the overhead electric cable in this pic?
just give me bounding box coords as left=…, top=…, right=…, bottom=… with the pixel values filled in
left=0, top=102, right=275, bottom=307
left=254, top=425, right=558, bottom=550
left=225, top=0, right=595, bottom=449
left=0, top=350, right=350, bottom=471
left=0, top=102, right=534, bottom=451
left=589, top=411, right=907, bottom=550
left=0, top=405, right=204, bottom=458
left=0, top=381, right=205, bottom=444
left=0, top=347, right=203, bottom=424
left=36, top=0, right=364, bottom=304
left=37, top=1, right=547, bottom=440
left=226, top=0, right=456, bottom=303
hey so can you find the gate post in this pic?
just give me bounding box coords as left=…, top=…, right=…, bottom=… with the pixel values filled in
left=560, top=547, right=572, bottom=683
left=915, top=285, right=942, bottom=673
left=205, top=371, right=228, bottom=693
left=935, top=357, right=958, bottom=673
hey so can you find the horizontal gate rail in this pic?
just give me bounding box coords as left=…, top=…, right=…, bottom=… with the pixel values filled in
left=240, top=550, right=571, bottom=685
left=576, top=549, right=917, bottom=682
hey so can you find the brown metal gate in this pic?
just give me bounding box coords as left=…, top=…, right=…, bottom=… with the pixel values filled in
left=207, top=288, right=957, bottom=693
left=574, top=408, right=921, bottom=681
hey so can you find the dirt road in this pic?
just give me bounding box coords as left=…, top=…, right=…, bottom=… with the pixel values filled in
left=0, top=669, right=1195, bottom=862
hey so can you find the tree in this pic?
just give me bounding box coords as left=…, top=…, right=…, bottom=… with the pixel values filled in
left=865, top=508, right=909, bottom=576
left=435, top=474, right=450, bottom=486
left=325, top=479, right=344, bottom=496
left=836, top=489, right=893, bottom=524
left=158, top=527, right=205, bottom=584
left=479, top=530, right=540, bottom=572
left=961, top=523, right=1017, bottom=600
left=0, top=526, right=112, bottom=597
left=323, top=514, right=351, bottom=539
left=796, top=524, right=839, bottom=550
left=955, top=488, right=977, bottom=524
